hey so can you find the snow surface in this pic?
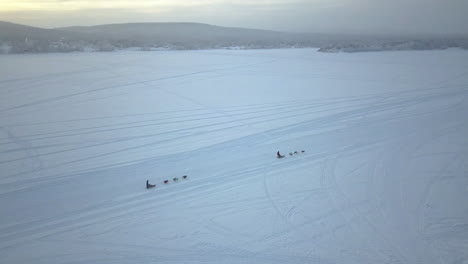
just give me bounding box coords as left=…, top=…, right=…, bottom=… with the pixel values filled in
left=1, top=48, right=468, bottom=264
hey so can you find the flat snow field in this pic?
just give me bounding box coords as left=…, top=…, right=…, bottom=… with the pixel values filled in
left=1, top=48, right=467, bottom=264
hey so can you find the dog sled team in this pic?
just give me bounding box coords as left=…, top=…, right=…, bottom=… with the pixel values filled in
left=277, top=150, right=305, bottom=159
left=146, top=175, right=188, bottom=189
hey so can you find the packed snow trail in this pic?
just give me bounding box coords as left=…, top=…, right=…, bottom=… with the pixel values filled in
left=1, top=49, right=467, bottom=264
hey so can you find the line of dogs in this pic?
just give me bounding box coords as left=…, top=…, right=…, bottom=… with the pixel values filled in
left=146, top=175, right=188, bottom=189
left=288, top=150, right=305, bottom=156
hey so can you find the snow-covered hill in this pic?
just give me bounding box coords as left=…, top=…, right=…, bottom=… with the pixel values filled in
left=0, top=49, right=467, bottom=264
left=0, top=21, right=328, bottom=53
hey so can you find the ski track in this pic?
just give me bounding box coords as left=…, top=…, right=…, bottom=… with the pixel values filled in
left=1, top=49, right=468, bottom=264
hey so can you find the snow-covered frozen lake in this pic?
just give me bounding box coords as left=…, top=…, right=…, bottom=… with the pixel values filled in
left=1, top=48, right=467, bottom=264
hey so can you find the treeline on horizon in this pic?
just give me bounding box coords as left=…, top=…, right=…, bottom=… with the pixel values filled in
left=1, top=21, right=467, bottom=54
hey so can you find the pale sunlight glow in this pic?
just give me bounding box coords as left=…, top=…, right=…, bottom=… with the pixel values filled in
left=0, top=0, right=312, bottom=11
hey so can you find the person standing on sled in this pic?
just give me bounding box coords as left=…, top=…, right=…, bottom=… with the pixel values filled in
left=146, top=180, right=155, bottom=189
left=277, top=151, right=285, bottom=158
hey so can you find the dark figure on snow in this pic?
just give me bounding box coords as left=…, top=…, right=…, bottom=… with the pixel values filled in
left=146, top=180, right=155, bottom=189
left=277, top=151, right=285, bottom=158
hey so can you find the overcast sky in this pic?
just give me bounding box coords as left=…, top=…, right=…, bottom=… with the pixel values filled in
left=0, top=0, right=467, bottom=35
